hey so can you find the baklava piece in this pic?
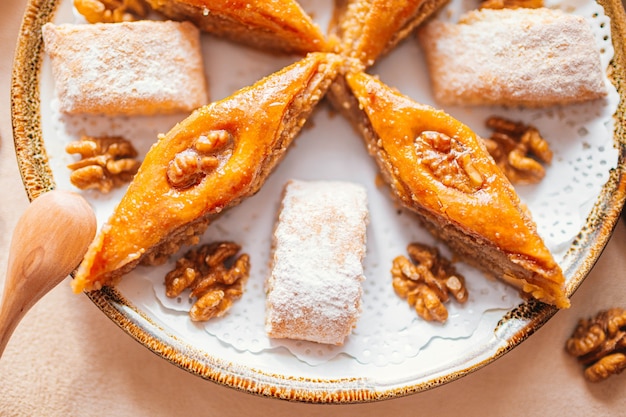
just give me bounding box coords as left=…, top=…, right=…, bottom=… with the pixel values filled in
left=72, top=52, right=343, bottom=293
left=330, top=0, right=450, bottom=69
left=333, top=71, right=569, bottom=308
left=145, top=0, right=329, bottom=54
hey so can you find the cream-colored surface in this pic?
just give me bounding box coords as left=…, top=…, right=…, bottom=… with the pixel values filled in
left=0, top=0, right=625, bottom=414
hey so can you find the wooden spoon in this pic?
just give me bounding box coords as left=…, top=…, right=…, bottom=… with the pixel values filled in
left=0, top=190, right=96, bottom=357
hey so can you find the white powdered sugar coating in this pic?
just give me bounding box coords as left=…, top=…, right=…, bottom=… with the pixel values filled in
left=42, top=20, right=208, bottom=115
left=419, top=8, right=607, bottom=107
left=265, top=180, right=369, bottom=345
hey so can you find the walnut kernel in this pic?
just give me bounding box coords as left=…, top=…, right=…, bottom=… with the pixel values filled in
left=167, top=130, right=233, bottom=190
left=585, top=353, right=626, bottom=383
left=416, top=131, right=484, bottom=193
left=74, top=0, right=149, bottom=23
left=66, top=135, right=140, bottom=193
left=164, top=242, right=249, bottom=322
left=391, top=243, right=468, bottom=323
left=565, top=308, right=626, bottom=382
left=482, top=116, right=552, bottom=184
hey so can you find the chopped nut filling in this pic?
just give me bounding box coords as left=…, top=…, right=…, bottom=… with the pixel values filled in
left=74, top=0, right=150, bottom=23
left=565, top=308, right=626, bottom=382
left=482, top=116, right=552, bottom=184
left=66, top=135, right=140, bottom=193
left=167, top=130, right=233, bottom=190
left=416, top=131, right=484, bottom=193
left=164, top=242, right=249, bottom=322
left=391, top=243, right=468, bottom=323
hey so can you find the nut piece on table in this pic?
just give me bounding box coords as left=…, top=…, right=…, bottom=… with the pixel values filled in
left=481, top=116, right=552, bottom=184
left=74, top=0, right=150, bottom=23
left=164, top=242, right=250, bottom=322
left=391, top=243, right=468, bottom=323
left=565, top=308, right=626, bottom=382
left=65, top=135, right=141, bottom=193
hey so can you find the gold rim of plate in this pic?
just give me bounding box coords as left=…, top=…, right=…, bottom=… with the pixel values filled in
left=10, top=0, right=626, bottom=403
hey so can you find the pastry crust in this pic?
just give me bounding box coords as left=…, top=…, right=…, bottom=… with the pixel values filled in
left=330, top=71, right=569, bottom=308
left=265, top=180, right=368, bottom=345
left=42, top=21, right=208, bottom=116
left=72, top=52, right=343, bottom=293
left=418, top=8, right=607, bottom=107
left=330, top=0, right=449, bottom=69
left=146, top=0, right=328, bottom=54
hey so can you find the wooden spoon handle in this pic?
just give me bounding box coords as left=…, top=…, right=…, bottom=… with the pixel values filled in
left=0, top=190, right=96, bottom=356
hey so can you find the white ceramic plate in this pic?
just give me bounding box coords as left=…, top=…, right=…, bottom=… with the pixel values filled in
left=11, top=0, right=626, bottom=402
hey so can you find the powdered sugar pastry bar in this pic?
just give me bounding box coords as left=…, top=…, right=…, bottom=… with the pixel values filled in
left=418, top=8, right=607, bottom=108
left=42, top=20, right=208, bottom=116
left=265, top=180, right=369, bottom=345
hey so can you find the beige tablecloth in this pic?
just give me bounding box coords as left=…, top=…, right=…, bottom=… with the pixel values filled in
left=1, top=1, right=625, bottom=415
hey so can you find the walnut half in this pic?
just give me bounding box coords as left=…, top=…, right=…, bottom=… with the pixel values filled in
left=416, top=131, right=484, bottom=193
left=565, top=308, right=626, bottom=382
left=166, top=130, right=233, bottom=190
left=391, top=243, right=468, bottom=323
left=164, top=242, right=250, bottom=322
left=482, top=116, right=552, bottom=185
left=74, top=0, right=149, bottom=23
left=66, top=135, right=140, bottom=193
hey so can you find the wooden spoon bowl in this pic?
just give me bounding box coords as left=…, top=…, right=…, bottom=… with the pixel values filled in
left=0, top=190, right=96, bottom=356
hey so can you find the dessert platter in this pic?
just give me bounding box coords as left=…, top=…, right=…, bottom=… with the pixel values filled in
left=11, top=0, right=626, bottom=403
